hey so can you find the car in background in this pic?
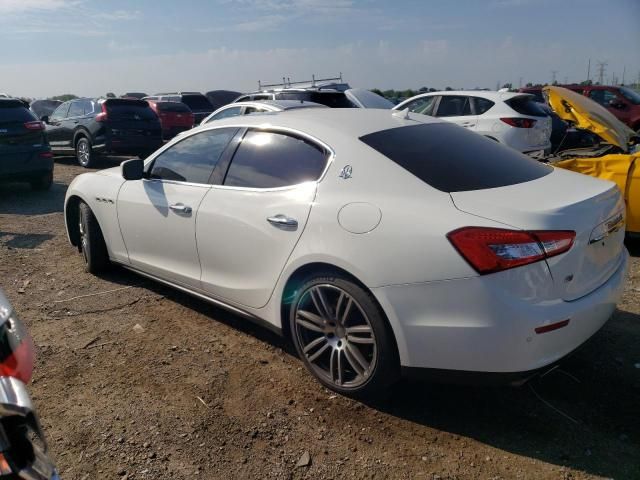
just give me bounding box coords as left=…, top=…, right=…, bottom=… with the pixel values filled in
left=0, top=98, right=53, bottom=190
left=43, top=97, right=162, bottom=167
left=0, top=288, right=59, bottom=479
left=143, top=93, right=214, bottom=124
left=566, top=85, right=640, bottom=132
left=235, top=78, right=394, bottom=109
left=146, top=100, right=194, bottom=139
left=205, top=90, right=242, bottom=110
left=543, top=86, right=640, bottom=235
left=200, top=100, right=326, bottom=125
left=0, top=94, right=10, bottom=99
left=121, top=92, right=148, bottom=100
left=65, top=108, right=626, bottom=397
left=394, top=91, right=552, bottom=155
left=30, top=100, right=63, bottom=120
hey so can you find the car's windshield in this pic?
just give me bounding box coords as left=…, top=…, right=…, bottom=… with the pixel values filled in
left=619, top=87, right=640, bottom=105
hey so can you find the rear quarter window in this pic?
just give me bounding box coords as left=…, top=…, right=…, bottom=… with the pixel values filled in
left=359, top=123, right=551, bottom=193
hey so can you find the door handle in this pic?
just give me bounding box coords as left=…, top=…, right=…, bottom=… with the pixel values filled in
left=267, top=214, right=298, bottom=229
left=169, top=204, right=192, bottom=214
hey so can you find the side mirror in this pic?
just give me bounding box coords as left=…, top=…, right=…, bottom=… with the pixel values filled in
left=121, top=158, right=144, bottom=181
left=40, top=115, right=49, bottom=124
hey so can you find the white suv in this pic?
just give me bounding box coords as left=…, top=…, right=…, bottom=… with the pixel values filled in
left=394, top=91, right=552, bottom=155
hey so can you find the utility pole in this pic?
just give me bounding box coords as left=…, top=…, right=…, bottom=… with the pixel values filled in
left=596, top=60, right=607, bottom=85
left=622, top=65, right=626, bottom=85
left=519, top=76, right=523, bottom=88
left=551, top=70, right=557, bottom=84
left=564, top=76, right=568, bottom=84
left=587, top=58, right=591, bottom=83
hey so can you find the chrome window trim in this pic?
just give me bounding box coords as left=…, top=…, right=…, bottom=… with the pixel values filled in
left=143, top=123, right=335, bottom=192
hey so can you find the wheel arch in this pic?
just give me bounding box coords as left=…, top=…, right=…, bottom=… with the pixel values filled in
left=279, top=262, right=401, bottom=363
left=73, top=128, right=91, bottom=148
left=65, top=194, right=83, bottom=248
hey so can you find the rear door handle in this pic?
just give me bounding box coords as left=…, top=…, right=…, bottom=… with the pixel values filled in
left=267, top=214, right=298, bottom=229
left=169, top=204, right=192, bottom=214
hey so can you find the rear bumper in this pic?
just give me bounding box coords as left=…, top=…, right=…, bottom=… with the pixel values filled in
left=0, top=154, right=53, bottom=181
left=373, top=249, right=628, bottom=375
left=95, top=137, right=162, bottom=155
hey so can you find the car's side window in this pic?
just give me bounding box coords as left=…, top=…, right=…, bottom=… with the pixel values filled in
left=244, top=107, right=267, bottom=115
left=210, top=107, right=242, bottom=122
left=83, top=100, right=94, bottom=115
left=435, top=96, right=472, bottom=117
left=224, top=130, right=329, bottom=189
left=149, top=128, right=238, bottom=184
left=404, top=96, right=437, bottom=116
left=67, top=101, right=84, bottom=118
left=472, top=97, right=495, bottom=115
left=588, top=90, right=617, bottom=106
left=50, top=102, right=70, bottom=122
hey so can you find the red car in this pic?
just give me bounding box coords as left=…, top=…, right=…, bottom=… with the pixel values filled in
left=519, top=84, right=640, bottom=133
left=146, top=100, right=194, bottom=139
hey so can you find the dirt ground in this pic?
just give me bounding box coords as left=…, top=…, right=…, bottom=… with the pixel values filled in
left=0, top=158, right=638, bottom=480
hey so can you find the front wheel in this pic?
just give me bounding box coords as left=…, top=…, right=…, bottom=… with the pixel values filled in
left=289, top=274, right=399, bottom=397
left=79, top=202, right=110, bottom=273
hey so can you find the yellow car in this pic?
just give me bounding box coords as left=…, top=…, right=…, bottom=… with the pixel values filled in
left=544, top=86, right=640, bottom=235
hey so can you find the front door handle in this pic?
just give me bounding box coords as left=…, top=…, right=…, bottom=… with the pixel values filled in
left=169, top=204, right=192, bottom=214
left=267, top=214, right=298, bottom=229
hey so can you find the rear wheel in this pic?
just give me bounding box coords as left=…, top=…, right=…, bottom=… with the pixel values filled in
left=30, top=171, right=53, bottom=191
left=289, top=273, right=399, bottom=397
left=79, top=202, right=110, bottom=273
left=76, top=137, right=96, bottom=168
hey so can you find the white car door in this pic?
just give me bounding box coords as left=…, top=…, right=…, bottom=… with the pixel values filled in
left=197, top=128, right=331, bottom=309
left=117, top=127, right=239, bottom=287
left=433, top=95, right=478, bottom=130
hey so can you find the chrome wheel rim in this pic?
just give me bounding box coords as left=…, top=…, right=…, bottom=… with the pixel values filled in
left=77, top=141, right=90, bottom=166
left=294, top=284, right=377, bottom=388
left=79, top=216, right=88, bottom=263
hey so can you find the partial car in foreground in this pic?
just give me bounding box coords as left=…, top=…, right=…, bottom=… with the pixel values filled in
left=200, top=100, right=326, bottom=125
left=44, top=98, right=162, bottom=167
left=394, top=91, right=552, bottom=155
left=64, top=109, right=627, bottom=396
left=146, top=100, right=194, bottom=139
left=0, top=99, right=53, bottom=190
left=0, top=289, right=59, bottom=479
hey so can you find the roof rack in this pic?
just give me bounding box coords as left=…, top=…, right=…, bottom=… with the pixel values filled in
left=258, top=73, right=344, bottom=91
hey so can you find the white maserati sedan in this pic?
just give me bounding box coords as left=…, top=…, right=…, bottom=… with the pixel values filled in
left=64, top=108, right=628, bottom=396
left=393, top=91, right=552, bottom=155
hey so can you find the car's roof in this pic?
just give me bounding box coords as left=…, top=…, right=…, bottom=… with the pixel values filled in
left=193, top=107, right=438, bottom=141
left=418, top=90, right=530, bottom=100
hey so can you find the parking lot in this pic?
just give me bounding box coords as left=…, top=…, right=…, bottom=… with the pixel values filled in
left=0, top=157, right=636, bottom=479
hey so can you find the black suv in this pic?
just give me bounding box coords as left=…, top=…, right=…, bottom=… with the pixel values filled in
left=144, top=93, right=214, bottom=124
left=0, top=99, right=53, bottom=190
left=43, top=98, right=162, bottom=167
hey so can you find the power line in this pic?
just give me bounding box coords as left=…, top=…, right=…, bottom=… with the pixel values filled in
left=596, top=60, right=607, bottom=85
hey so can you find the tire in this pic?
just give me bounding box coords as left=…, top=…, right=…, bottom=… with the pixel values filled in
left=30, top=171, right=53, bottom=191
left=289, top=273, right=399, bottom=397
left=78, top=202, right=110, bottom=274
left=76, top=137, right=96, bottom=168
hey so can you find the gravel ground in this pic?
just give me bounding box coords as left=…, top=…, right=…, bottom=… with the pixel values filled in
left=0, top=158, right=638, bottom=480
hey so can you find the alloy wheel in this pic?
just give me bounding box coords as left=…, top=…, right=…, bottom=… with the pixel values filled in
left=77, top=140, right=90, bottom=166
left=79, top=216, right=88, bottom=264
left=294, top=284, right=377, bottom=388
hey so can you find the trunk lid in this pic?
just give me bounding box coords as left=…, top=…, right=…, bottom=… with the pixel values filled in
left=451, top=167, right=626, bottom=301
left=543, top=86, right=634, bottom=152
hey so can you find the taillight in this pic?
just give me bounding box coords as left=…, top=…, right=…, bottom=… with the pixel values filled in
left=39, top=151, right=53, bottom=158
left=500, top=117, right=537, bottom=128
left=0, top=310, right=34, bottom=384
left=447, top=227, right=575, bottom=274
left=24, top=121, right=45, bottom=130
left=95, top=103, right=108, bottom=122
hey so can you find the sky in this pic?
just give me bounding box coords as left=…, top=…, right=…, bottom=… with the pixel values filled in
left=1, top=0, right=639, bottom=98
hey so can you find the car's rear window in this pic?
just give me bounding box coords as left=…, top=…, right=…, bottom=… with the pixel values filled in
left=157, top=102, right=191, bottom=113
left=505, top=97, right=548, bottom=117
left=278, top=92, right=356, bottom=108
left=181, top=95, right=213, bottom=111
left=0, top=102, right=37, bottom=122
left=104, top=100, right=157, bottom=120
left=359, top=123, right=551, bottom=193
